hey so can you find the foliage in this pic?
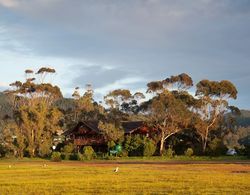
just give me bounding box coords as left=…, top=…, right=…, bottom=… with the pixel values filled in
left=107, top=141, right=116, bottom=150
left=2, top=68, right=63, bottom=158
left=51, top=152, right=62, bottom=162
left=143, top=139, right=156, bottom=157
left=165, top=147, right=174, bottom=158
left=184, top=148, right=194, bottom=157
left=124, top=135, right=144, bottom=156
left=246, top=145, right=250, bottom=158
left=0, top=120, right=25, bottom=158
left=104, top=89, right=132, bottom=109
left=0, top=67, right=242, bottom=159
left=61, top=143, right=75, bottom=160
left=98, top=121, right=123, bottom=142
left=193, top=79, right=238, bottom=153
left=83, top=146, right=95, bottom=160
left=208, top=138, right=227, bottom=156
left=62, top=143, right=75, bottom=154
left=144, top=74, right=193, bottom=155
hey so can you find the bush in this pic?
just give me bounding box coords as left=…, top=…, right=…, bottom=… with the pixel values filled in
left=108, top=141, right=116, bottom=150
left=245, top=145, right=250, bottom=158
left=119, top=150, right=128, bottom=157
left=39, top=141, right=52, bottom=158
left=61, top=143, right=75, bottom=160
left=143, top=139, right=156, bottom=157
left=69, top=153, right=78, bottom=160
left=165, top=147, right=174, bottom=158
left=83, top=146, right=95, bottom=160
left=62, top=143, right=75, bottom=154
left=208, top=138, right=227, bottom=156
left=184, top=148, right=194, bottom=157
left=61, top=153, right=71, bottom=160
left=124, top=135, right=144, bottom=156
left=76, top=152, right=85, bottom=161
left=0, top=144, right=7, bottom=158
left=51, top=152, right=61, bottom=162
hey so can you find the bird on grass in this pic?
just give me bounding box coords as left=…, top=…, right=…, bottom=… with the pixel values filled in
left=114, top=167, right=119, bottom=173
left=8, top=165, right=12, bottom=168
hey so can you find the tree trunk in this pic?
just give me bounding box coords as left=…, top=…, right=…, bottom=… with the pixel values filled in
left=202, top=136, right=208, bottom=154
left=159, top=131, right=165, bottom=156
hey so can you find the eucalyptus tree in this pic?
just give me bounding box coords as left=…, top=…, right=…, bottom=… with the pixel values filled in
left=194, top=80, right=238, bottom=153
left=5, top=67, right=63, bottom=157
left=98, top=121, right=124, bottom=144
left=144, top=73, right=193, bottom=155
left=71, top=84, right=104, bottom=122
left=104, top=89, right=132, bottom=110
left=121, top=92, right=146, bottom=116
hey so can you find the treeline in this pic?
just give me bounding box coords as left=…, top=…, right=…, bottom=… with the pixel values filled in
left=0, top=67, right=249, bottom=159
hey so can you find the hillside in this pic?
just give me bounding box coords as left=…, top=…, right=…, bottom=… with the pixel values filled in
left=236, top=110, right=250, bottom=127
left=0, top=92, right=13, bottom=119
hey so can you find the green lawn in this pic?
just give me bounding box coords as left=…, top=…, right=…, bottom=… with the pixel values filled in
left=0, top=161, right=249, bottom=194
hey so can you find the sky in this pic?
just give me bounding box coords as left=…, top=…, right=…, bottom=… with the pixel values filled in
left=0, top=0, right=249, bottom=109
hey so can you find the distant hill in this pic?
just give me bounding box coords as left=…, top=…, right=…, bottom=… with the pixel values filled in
left=236, top=110, right=250, bottom=127
left=0, top=92, right=13, bottom=119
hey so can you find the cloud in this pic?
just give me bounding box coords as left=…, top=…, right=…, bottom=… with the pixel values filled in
left=0, top=0, right=19, bottom=8
left=0, top=82, right=8, bottom=87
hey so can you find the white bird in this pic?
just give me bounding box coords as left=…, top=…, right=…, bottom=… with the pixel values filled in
left=8, top=165, right=11, bottom=168
left=114, top=167, right=119, bottom=173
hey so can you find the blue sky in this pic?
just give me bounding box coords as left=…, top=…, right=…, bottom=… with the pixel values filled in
left=0, top=0, right=250, bottom=109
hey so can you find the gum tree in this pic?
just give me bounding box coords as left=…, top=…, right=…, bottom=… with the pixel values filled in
left=144, top=73, right=193, bottom=155
left=194, top=80, right=238, bottom=153
left=5, top=67, right=63, bottom=157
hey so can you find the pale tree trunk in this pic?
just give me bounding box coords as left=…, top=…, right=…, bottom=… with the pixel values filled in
left=160, top=136, right=165, bottom=156
left=159, top=129, right=176, bottom=156
left=202, top=117, right=217, bottom=154
left=202, top=138, right=207, bottom=154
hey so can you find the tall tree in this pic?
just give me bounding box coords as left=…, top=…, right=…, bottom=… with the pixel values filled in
left=194, top=80, right=238, bottom=153
left=71, top=84, right=104, bottom=122
left=4, top=67, right=63, bottom=157
left=104, top=89, right=132, bottom=110
left=144, top=73, right=193, bottom=155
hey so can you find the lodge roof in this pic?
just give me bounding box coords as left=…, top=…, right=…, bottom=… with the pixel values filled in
left=122, top=121, right=144, bottom=134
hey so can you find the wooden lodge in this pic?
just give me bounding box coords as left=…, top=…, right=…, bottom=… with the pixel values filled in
left=63, top=121, right=150, bottom=150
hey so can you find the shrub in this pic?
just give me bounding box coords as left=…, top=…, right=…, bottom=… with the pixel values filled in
left=245, top=145, right=250, bottom=158
left=62, top=143, right=75, bottom=154
left=61, top=143, right=75, bottom=160
left=165, top=147, right=174, bottom=158
left=51, top=152, right=61, bottom=162
left=108, top=141, right=116, bottom=150
left=184, top=148, right=194, bottom=157
left=69, top=153, right=78, bottom=160
left=83, top=146, right=95, bottom=160
left=61, top=153, right=71, bottom=160
left=208, top=138, right=227, bottom=156
left=76, top=152, right=85, bottom=161
left=119, top=150, right=128, bottom=157
left=143, top=139, right=156, bottom=157
left=38, top=141, right=51, bottom=158
left=0, top=144, right=7, bottom=158
left=124, top=135, right=144, bottom=156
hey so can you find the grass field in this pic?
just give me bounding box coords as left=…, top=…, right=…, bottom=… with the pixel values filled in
left=0, top=161, right=249, bottom=194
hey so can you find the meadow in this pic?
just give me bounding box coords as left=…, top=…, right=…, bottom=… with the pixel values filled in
left=0, top=160, right=249, bottom=194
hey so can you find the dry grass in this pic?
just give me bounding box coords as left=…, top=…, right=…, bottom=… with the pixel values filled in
left=0, top=161, right=249, bottom=194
